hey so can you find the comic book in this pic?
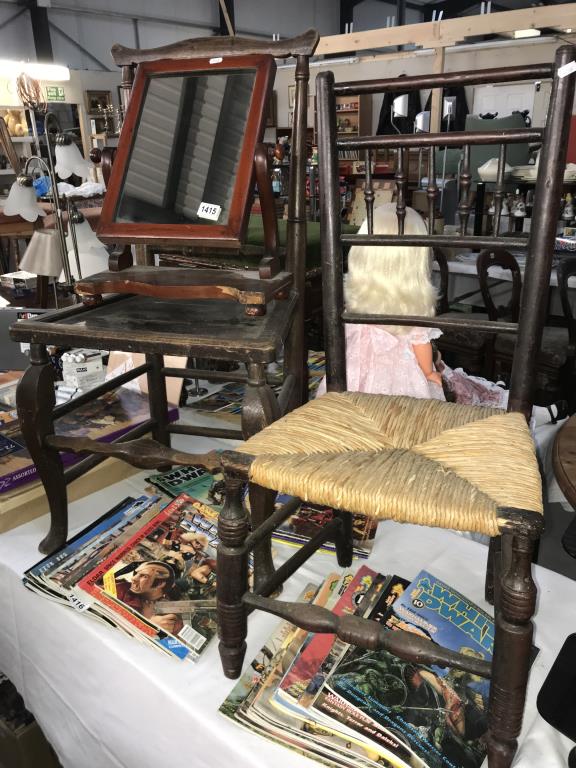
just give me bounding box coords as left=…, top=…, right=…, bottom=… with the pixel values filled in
left=322, top=570, right=494, bottom=768
left=222, top=573, right=391, bottom=768
left=73, top=493, right=229, bottom=662
left=0, top=387, right=178, bottom=494
left=23, top=495, right=137, bottom=600
left=275, top=565, right=377, bottom=708
left=146, top=463, right=378, bottom=559
left=34, top=496, right=161, bottom=601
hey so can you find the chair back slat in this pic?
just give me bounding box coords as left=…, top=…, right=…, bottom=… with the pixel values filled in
left=317, top=47, right=576, bottom=413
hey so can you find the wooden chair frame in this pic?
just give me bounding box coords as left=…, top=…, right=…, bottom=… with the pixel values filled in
left=97, top=54, right=276, bottom=249
left=208, top=46, right=575, bottom=768
left=10, top=31, right=318, bottom=554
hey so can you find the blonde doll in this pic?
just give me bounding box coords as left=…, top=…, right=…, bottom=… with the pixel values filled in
left=317, top=202, right=444, bottom=399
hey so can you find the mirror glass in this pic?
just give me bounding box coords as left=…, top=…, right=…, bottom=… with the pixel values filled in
left=115, top=69, right=256, bottom=226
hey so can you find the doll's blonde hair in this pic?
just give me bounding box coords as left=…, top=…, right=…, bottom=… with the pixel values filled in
left=345, top=203, right=437, bottom=318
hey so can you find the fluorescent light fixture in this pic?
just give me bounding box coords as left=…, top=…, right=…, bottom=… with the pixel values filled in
left=0, top=60, right=70, bottom=81
left=513, top=28, right=541, bottom=39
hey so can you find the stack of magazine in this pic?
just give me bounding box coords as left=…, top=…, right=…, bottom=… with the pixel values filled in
left=220, top=568, right=494, bottom=768
left=146, top=463, right=379, bottom=560
left=23, top=492, right=226, bottom=664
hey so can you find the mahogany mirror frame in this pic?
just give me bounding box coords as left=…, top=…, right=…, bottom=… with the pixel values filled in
left=97, top=53, right=276, bottom=249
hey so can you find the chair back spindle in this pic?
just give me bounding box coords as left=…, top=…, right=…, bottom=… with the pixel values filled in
left=458, top=144, right=472, bottom=236
left=427, top=147, right=437, bottom=234
left=395, top=147, right=407, bottom=234
left=493, top=144, right=508, bottom=235
left=363, top=149, right=375, bottom=235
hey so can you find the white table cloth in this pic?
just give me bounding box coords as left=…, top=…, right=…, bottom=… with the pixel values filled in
left=0, top=431, right=575, bottom=768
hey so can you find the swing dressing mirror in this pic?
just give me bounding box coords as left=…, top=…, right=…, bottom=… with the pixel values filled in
left=98, top=54, right=275, bottom=248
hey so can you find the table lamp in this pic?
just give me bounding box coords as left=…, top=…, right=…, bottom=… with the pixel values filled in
left=19, top=230, right=62, bottom=306
left=1, top=111, right=94, bottom=292
left=62, top=208, right=108, bottom=281
left=3, top=173, right=46, bottom=222
left=54, top=134, right=93, bottom=180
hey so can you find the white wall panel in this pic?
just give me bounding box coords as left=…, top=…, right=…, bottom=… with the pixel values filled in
left=0, top=5, right=36, bottom=62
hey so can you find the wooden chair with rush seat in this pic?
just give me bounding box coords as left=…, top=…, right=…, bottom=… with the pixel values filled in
left=10, top=31, right=317, bottom=555
left=211, top=47, right=575, bottom=768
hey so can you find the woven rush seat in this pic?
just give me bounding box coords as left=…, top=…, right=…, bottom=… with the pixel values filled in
left=238, top=393, right=542, bottom=537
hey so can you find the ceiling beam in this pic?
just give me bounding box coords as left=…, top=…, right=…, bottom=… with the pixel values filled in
left=218, top=0, right=235, bottom=36
left=316, top=2, right=576, bottom=55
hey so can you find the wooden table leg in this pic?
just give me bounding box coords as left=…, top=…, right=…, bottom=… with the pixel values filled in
left=16, top=343, right=68, bottom=554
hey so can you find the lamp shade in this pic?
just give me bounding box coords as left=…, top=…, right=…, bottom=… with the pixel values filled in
left=66, top=218, right=102, bottom=253
left=61, top=243, right=108, bottom=282
left=54, top=137, right=92, bottom=180
left=3, top=176, right=46, bottom=222
left=20, top=230, right=63, bottom=277
left=443, top=96, right=456, bottom=119
left=392, top=94, right=409, bottom=118
left=415, top=111, right=430, bottom=132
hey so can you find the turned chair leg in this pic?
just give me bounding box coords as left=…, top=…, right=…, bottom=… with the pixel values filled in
left=485, top=535, right=501, bottom=605
left=217, top=472, right=250, bottom=679
left=487, top=532, right=537, bottom=768
left=241, top=362, right=281, bottom=585
left=333, top=510, right=354, bottom=568
left=145, top=353, right=170, bottom=447
left=16, top=344, right=67, bottom=555
left=248, top=483, right=276, bottom=592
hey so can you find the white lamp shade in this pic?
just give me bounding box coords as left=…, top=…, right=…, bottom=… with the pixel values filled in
left=443, top=97, right=457, bottom=118
left=415, top=111, right=430, bottom=132
left=19, top=230, right=63, bottom=277
left=60, top=244, right=108, bottom=282
left=66, top=218, right=102, bottom=252
left=392, top=94, right=409, bottom=118
left=55, top=142, right=92, bottom=180
left=3, top=181, right=46, bottom=222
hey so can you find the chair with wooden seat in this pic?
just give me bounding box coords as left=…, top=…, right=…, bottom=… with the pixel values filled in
left=211, top=47, right=575, bottom=768
left=478, top=248, right=576, bottom=405
left=10, top=31, right=317, bottom=555
left=433, top=246, right=492, bottom=376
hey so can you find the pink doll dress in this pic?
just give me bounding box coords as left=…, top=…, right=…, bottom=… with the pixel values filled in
left=316, top=324, right=445, bottom=399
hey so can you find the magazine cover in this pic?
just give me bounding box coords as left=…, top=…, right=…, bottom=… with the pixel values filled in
left=146, top=462, right=225, bottom=510
left=309, top=576, right=424, bottom=768
left=272, top=496, right=378, bottom=559
left=222, top=575, right=393, bottom=768
left=0, top=387, right=178, bottom=494
left=147, top=463, right=377, bottom=559
left=277, top=566, right=377, bottom=706
left=324, top=570, right=494, bottom=768
left=39, top=496, right=161, bottom=595
left=24, top=495, right=138, bottom=597
left=74, top=493, right=227, bottom=661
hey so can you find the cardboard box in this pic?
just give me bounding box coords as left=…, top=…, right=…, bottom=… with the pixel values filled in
left=0, top=718, right=61, bottom=768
